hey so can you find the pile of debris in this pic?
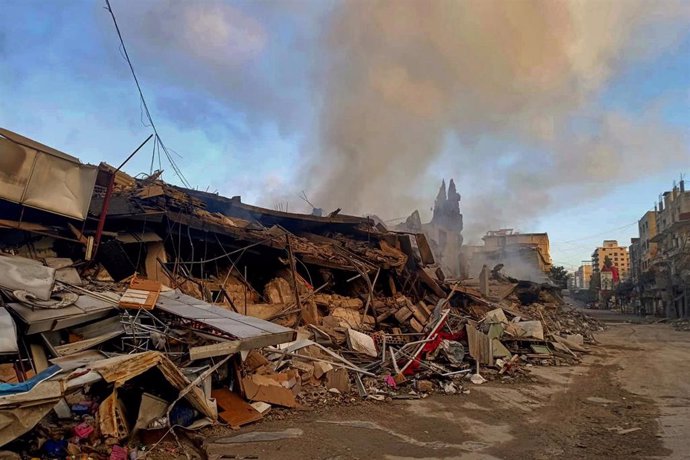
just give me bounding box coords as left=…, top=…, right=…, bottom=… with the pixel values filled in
left=671, top=318, right=690, bottom=331
left=0, top=128, right=604, bottom=458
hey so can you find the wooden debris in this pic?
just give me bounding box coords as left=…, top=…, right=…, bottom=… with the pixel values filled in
left=212, top=388, right=263, bottom=428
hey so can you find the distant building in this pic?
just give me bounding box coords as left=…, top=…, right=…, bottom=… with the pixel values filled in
left=461, top=229, right=552, bottom=282
left=638, top=210, right=659, bottom=273
left=592, top=240, right=630, bottom=280
left=574, top=263, right=592, bottom=289
left=629, top=237, right=641, bottom=284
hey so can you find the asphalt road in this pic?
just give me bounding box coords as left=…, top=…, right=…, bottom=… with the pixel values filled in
left=189, top=315, right=690, bottom=460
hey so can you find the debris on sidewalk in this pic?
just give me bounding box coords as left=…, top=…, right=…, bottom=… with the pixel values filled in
left=0, top=128, right=605, bottom=457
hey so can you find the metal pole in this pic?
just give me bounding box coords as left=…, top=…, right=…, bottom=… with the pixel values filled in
left=93, top=134, right=153, bottom=256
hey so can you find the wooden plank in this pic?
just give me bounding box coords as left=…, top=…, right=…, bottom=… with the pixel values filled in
left=414, top=233, right=435, bottom=265
left=417, top=268, right=446, bottom=298
left=408, top=303, right=428, bottom=324
left=418, top=301, right=433, bottom=318
left=189, top=341, right=241, bottom=361
left=29, top=344, right=49, bottom=372
left=212, top=388, right=263, bottom=428
left=119, top=278, right=161, bottom=310
left=54, top=330, right=123, bottom=356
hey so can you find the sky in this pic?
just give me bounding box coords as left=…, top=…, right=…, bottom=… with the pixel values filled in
left=1, top=0, right=689, bottom=272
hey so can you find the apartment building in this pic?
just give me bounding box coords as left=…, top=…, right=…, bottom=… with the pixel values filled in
left=592, top=240, right=630, bottom=280
left=574, top=263, right=592, bottom=289
left=649, top=180, right=690, bottom=317
left=629, top=238, right=641, bottom=284
left=638, top=210, right=658, bottom=273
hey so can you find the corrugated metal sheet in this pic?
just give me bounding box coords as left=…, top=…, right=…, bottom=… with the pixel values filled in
left=157, top=291, right=296, bottom=347
left=466, top=320, right=493, bottom=365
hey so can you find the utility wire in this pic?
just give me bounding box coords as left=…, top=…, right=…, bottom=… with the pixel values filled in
left=552, top=220, right=638, bottom=245
left=104, top=0, right=191, bottom=188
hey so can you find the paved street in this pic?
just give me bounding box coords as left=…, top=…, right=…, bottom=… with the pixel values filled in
left=202, top=316, right=690, bottom=459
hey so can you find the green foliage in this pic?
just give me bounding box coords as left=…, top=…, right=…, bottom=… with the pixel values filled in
left=549, top=265, right=570, bottom=288
left=589, top=272, right=601, bottom=291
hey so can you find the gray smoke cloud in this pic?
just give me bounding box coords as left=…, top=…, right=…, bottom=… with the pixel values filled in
left=96, top=0, right=690, bottom=240
left=299, top=0, right=690, bottom=240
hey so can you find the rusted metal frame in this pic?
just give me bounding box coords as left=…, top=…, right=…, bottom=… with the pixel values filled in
left=211, top=233, right=254, bottom=304
left=343, top=257, right=378, bottom=325
left=361, top=267, right=381, bottom=324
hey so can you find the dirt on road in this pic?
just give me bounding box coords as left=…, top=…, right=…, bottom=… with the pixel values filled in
left=191, top=322, right=690, bottom=460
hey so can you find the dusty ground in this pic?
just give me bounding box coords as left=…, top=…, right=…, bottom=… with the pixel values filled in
left=187, top=315, right=690, bottom=460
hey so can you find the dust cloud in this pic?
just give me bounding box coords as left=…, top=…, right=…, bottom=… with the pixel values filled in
left=104, top=0, right=690, bottom=238
left=302, top=0, right=690, bottom=238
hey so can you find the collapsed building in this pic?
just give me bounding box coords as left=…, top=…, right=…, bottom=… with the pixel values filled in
left=0, top=129, right=601, bottom=458
left=461, top=229, right=553, bottom=282
left=396, top=179, right=464, bottom=277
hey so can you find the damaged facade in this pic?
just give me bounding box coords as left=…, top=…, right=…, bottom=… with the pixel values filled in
left=396, top=179, right=464, bottom=278
left=461, top=229, right=552, bottom=282
left=627, top=180, right=690, bottom=318
left=0, top=129, right=603, bottom=457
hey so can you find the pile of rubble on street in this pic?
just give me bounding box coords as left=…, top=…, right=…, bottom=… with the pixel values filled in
left=0, top=128, right=604, bottom=458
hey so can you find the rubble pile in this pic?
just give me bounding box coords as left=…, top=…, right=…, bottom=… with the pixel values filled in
left=0, top=128, right=605, bottom=458
left=671, top=318, right=690, bottom=331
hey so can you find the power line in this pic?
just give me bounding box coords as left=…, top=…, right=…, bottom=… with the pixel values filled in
left=104, top=0, right=191, bottom=188
left=552, top=220, right=638, bottom=245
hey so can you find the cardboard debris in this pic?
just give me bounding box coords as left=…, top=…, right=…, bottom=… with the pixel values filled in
left=242, top=374, right=298, bottom=408
left=505, top=320, right=545, bottom=341
left=133, top=393, right=168, bottom=432
left=212, top=388, right=263, bottom=428
left=325, top=368, right=350, bottom=393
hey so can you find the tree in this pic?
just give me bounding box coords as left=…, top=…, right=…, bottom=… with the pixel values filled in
left=549, top=265, right=570, bottom=288
left=603, top=255, right=613, bottom=269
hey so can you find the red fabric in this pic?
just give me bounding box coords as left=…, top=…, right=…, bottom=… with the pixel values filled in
left=611, top=266, right=620, bottom=283
left=402, top=326, right=464, bottom=376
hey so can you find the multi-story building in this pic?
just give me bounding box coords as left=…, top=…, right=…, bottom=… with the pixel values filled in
left=574, top=263, right=592, bottom=289
left=649, top=180, right=690, bottom=317
left=592, top=240, right=630, bottom=280
left=634, top=210, right=659, bottom=315
left=629, top=238, right=641, bottom=284
left=638, top=210, right=659, bottom=273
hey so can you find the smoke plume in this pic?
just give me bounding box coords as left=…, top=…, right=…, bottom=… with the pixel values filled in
left=94, top=0, right=690, bottom=239
left=302, top=0, right=690, bottom=238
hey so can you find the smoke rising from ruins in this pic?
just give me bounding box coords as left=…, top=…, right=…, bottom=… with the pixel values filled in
left=302, top=0, right=690, bottom=239
left=105, top=0, right=690, bottom=241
